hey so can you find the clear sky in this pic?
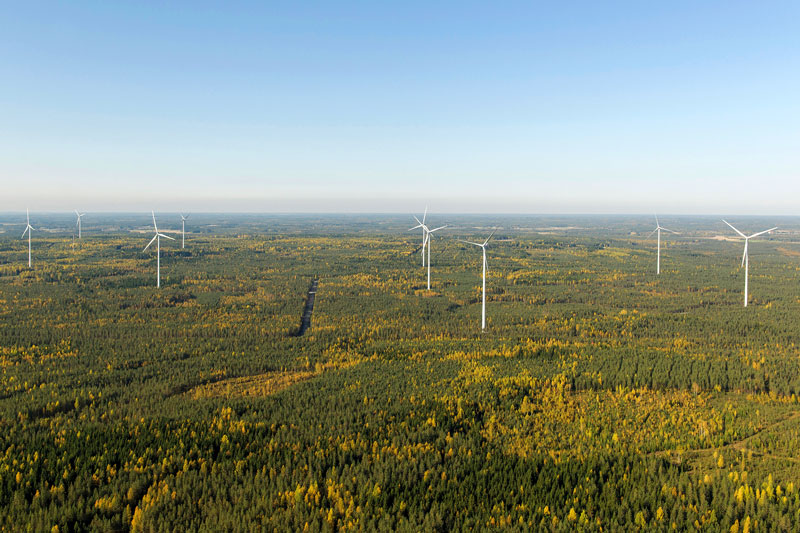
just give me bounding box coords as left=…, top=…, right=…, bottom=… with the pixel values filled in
left=1, top=1, right=799, bottom=213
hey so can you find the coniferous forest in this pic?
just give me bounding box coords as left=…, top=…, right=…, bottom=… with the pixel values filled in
left=2, top=213, right=800, bottom=532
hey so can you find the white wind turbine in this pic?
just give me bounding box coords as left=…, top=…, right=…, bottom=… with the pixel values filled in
left=459, top=229, right=496, bottom=331
left=180, top=213, right=189, bottom=249
left=723, top=220, right=777, bottom=307
left=409, top=207, right=428, bottom=266
left=143, top=210, right=175, bottom=288
left=409, top=209, right=446, bottom=290
left=21, top=209, right=34, bottom=268
left=422, top=224, right=448, bottom=290
left=75, top=210, right=85, bottom=239
left=648, top=215, right=679, bottom=275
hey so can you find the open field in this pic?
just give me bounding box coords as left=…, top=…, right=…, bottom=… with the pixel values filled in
left=2, top=214, right=800, bottom=531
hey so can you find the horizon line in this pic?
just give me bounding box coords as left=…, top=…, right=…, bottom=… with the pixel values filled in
left=0, top=211, right=798, bottom=217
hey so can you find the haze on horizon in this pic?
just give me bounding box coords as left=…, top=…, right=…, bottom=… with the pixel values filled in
left=1, top=2, right=799, bottom=214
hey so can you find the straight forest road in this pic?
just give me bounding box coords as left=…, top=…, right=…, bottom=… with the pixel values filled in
left=297, top=278, right=318, bottom=336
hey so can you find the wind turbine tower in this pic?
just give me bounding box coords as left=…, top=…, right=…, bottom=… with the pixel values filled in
left=21, top=209, right=34, bottom=268
left=180, top=214, right=189, bottom=249
left=409, top=207, right=428, bottom=266
left=723, top=220, right=777, bottom=307
left=460, top=229, right=496, bottom=330
left=410, top=210, right=446, bottom=290
left=648, top=215, right=679, bottom=275
left=144, top=211, right=175, bottom=288
left=423, top=224, right=447, bottom=290
left=75, top=210, right=85, bottom=239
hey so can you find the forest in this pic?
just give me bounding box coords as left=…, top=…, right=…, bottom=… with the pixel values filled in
left=1, top=213, right=800, bottom=531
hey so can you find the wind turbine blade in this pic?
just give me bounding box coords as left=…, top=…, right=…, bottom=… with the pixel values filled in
left=647, top=228, right=658, bottom=238
left=722, top=220, right=746, bottom=238
left=428, top=225, right=448, bottom=233
left=458, top=239, right=483, bottom=247
left=422, top=206, right=427, bottom=225
left=151, top=210, right=158, bottom=233
left=26, top=209, right=30, bottom=225
left=144, top=234, right=158, bottom=251
left=741, top=242, right=747, bottom=267
left=655, top=214, right=659, bottom=227
left=483, top=229, right=497, bottom=246
left=408, top=223, right=423, bottom=231
left=660, top=227, right=680, bottom=234
left=159, top=233, right=175, bottom=240
left=21, top=227, right=29, bottom=238
left=748, top=227, right=778, bottom=239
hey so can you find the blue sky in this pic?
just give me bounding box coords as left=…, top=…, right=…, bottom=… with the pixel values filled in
left=1, top=1, right=799, bottom=213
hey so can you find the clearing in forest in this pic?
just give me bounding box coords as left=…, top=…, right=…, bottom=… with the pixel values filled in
left=190, top=370, right=315, bottom=399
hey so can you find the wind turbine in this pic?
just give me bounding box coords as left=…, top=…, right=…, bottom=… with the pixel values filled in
left=74, top=210, right=85, bottom=238
left=143, top=210, right=175, bottom=288
left=422, top=224, right=448, bottom=290
left=459, top=229, right=496, bottom=331
left=409, top=207, right=428, bottom=266
left=648, top=215, right=679, bottom=274
left=180, top=213, right=189, bottom=249
left=723, top=220, right=777, bottom=307
left=21, top=209, right=34, bottom=268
